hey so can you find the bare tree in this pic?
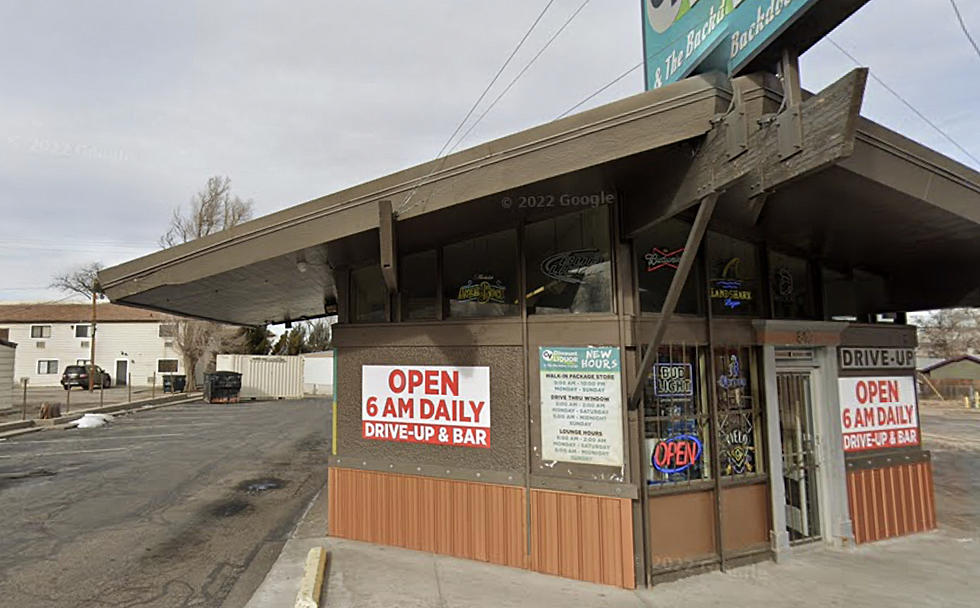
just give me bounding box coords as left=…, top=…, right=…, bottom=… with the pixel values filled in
left=160, top=176, right=254, bottom=248
left=918, top=308, right=980, bottom=359
left=172, top=318, right=242, bottom=389
left=50, top=262, right=105, bottom=299
left=162, top=177, right=254, bottom=388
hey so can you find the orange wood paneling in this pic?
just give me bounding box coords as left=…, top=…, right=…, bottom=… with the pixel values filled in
left=846, top=460, right=937, bottom=544
left=530, top=489, right=635, bottom=589
left=327, top=468, right=526, bottom=569
left=721, top=483, right=770, bottom=553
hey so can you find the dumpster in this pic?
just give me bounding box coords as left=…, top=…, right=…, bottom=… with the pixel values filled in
left=203, top=371, right=242, bottom=404
left=163, top=374, right=187, bottom=393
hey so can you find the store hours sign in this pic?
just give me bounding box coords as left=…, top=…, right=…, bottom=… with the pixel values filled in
left=539, top=347, right=624, bottom=467
left=361, top=365, right=491, bottom=448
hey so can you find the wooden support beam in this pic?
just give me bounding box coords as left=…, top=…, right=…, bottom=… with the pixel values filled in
left=628, top=194, right=718, bottom=407
left=629, top=68, right=868, bottom=237
left=379, top=199, right=398, bottom=293
left=776, top=48, right=804, bottom=160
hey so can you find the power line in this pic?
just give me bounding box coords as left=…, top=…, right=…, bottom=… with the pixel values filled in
left=557, top=61, right=642, bottom=120
left=555, top=8, right=700, bottom=120
left=828, top=38, right=980, bottom=167
left=397, top=0, right=558, bottom=216
left=949, top=0, right=980, bottom=61
left=450, top=0, right=593, bottom=154
left=437, top=0, right=558, bottom=158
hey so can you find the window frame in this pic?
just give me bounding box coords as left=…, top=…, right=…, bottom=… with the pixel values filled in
left=157, top=359, right=179, bottom=373
left=442, top=226, right=521, bottom=320
left=31, top=325, right=52, bottom=339
left=36, top=359, right=59, bottom=375
left=523, top=206, right=616, bottom=316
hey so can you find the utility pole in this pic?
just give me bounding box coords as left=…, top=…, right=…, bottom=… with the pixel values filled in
left=89, top=281, right=97, bottom=391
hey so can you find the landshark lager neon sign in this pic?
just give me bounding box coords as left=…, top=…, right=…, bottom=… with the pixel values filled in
left=710, top=257, right=753, bottom=309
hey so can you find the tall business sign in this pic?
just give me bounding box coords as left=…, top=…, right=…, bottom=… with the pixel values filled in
left=642, top=0, right=857, bottom=90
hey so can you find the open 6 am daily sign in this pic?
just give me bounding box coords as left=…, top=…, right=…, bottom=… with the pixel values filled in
left=361, top=365, right=491, bottom=449
left=540, top=347, right=624, bottom=467
left=838, top=376, right=920, bottom=453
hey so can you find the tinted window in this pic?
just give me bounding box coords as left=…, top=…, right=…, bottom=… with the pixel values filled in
left=635, top=218, right=701, bottom=314
left=443, top=229, right=518, bottom=318
left=524, top=207, right=612, bottom=315
left=769, top=251, right=814, bottom=319
left=707, top=232, right=759, bottom=316
left=399, top=250, right=437, bottom=320
left=350, top=264, right=388, bottom=323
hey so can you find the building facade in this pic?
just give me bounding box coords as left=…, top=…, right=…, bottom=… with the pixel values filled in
left=920, top=356, right=980, bottom=400
left=99, top=72, right=977, bottom=588
left=0, top=303, right=183, bottom=388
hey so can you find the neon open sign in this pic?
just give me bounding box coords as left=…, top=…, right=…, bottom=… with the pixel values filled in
left=652, top=434, right=703, bottom=474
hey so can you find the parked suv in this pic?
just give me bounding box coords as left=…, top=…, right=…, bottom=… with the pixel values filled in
left=61, top=365, right=111, bottom=390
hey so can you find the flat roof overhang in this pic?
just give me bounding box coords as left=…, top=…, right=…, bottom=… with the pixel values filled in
left=98, top=74, right=730, bottom=325
left=99, top=72, right=980, bottom=324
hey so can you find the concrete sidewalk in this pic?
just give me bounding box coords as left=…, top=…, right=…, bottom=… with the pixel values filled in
left=244, top=502, right=978, bottom=607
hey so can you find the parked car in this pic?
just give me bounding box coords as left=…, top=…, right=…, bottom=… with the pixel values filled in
left=61, top=365, right=111, bottom=390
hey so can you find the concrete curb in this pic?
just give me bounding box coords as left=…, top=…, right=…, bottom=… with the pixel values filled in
left=0, top=394, right=202, bottom=438
left=0, top=426, right=44, bottom=440
left=294, top=547, right=327, bottom=608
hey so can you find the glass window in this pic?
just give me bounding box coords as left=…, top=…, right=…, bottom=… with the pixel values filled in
left=524, top=207, right=612, bottom=315
left=159, top=323, right=176, bottom=338
left=769, top=251, right=814, bottom=320
left=635, top=218, right=702, bottom=315
left=157, top=359, right=178, bottom=373
left=444, top=228, right=518, bottom=318
left=822, top=266, right=856, bottom=320
left=707, top=232, right=760, bottom=317
left=399, top=250, right=438, bottom=320
left=31, top=325, right=52, bottom=339
left=713, top=346, right=764, bottom=478
left=75, top=324, right=90, bottom=338
left=37, top=360, right=59, bottom=374
left=351, top=264, right=388, bottom=323
left=644, top=345, right=711, bottom=486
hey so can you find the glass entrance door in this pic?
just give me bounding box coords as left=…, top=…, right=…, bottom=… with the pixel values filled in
left=776, top=372, right=820, bottom=542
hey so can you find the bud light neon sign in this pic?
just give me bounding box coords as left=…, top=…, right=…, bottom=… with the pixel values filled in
left=652, top=434, right=703, bottom=474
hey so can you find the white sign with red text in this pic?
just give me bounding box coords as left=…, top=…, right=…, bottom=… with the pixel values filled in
left=361, top=365, right=490, bottom=449
left=838, top=376, right=920, bottom=453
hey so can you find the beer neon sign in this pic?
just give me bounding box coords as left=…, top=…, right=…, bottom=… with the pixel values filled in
left=651, top=434, right=703, bottom=474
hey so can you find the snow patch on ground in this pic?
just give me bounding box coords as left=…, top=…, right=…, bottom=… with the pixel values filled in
left=72, top=413, right=113, bottom=429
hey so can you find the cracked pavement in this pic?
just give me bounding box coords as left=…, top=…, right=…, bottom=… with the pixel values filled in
left=0, top=398, right=330, bottom=607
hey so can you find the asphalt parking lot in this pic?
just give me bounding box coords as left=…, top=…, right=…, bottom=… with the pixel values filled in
left=0, top=398, right=330, bottom=608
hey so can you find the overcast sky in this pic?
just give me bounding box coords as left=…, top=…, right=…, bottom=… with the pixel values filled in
left=1, top=0, right=978, bottom=304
